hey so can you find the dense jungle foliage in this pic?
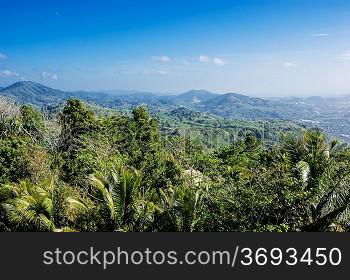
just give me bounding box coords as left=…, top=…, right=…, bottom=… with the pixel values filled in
left=1, top=97, right=350, bottom=232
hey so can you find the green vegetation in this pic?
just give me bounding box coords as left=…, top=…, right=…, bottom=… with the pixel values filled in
left=1, top=97, right=350, bottom=232
left=157, top=107, right=306, bottom=150
left=3, top=81, right=350, bottom=143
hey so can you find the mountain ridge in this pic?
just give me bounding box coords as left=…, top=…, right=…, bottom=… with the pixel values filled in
left=0, top=81, right=314, bottom=120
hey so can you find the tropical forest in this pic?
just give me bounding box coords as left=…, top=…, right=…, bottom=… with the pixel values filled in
left=1, top=83, right=350, bottom=232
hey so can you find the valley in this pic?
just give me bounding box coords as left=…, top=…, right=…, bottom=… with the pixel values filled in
left=1, top=81, right=349, bottom=142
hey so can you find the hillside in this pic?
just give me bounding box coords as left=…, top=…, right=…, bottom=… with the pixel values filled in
left=0, top=81, right=291, bottom=119
left=0, top=81, right=321, bottom=123
left=0, top=81, right=68, bottom=106
left=0, top=81, right=169, bottom=108
left=172, top=90, right=218, bottom=104
left=196, top=92, right=283, bottom=119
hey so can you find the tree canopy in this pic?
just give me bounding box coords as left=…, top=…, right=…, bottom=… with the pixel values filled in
left=1, top=99, right=350, bottom=232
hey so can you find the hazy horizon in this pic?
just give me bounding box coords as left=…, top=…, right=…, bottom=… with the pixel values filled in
left=1, top=0, right=350, bottom=96
left=3, top=79, right=350, bottom=99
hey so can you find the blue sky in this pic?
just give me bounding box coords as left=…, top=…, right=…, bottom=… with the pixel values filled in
left=1, top=0, right=350, bottom=96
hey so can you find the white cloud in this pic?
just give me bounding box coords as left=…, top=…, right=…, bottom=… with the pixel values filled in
left=183, top=59, right=190, bottom=65
left=0, top=53, right=7, bottom=60
left=199, top=55, right=227, bottom=65
left=213, top=57, right=227, bottom=65
left=339, top=51, right=350, bottom=61
left=199, top=55, right=210, bottom=62
left=283, top=62, right=297, bottom=68
left=158, top=70, right=167, bottom=75
left=152, top=56, right=171, bottom=62
left=312, top=33, right=329, bottom=37
left=41, top=72, right=58, bottom=80
left=0, top=70, right=19, bottom=77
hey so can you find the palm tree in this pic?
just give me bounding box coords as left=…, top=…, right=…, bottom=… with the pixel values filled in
left=0, top=177, right=89, bottom=231
left=153, top=183, right=207, bottom=232
left=284, top=129, right=350, bottom=231
left=1, top=179, right=56, bottom=231
left=90, top=165, right=146, bottom=231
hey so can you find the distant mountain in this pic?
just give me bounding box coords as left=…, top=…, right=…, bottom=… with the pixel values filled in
left=0, top=81, right=315, bottom=121
left=174, top=90, right=218, bottom=103
left=196, top=92, right=282, bottom=119
left=0, top=81, right=69, bottom=106
left=68, top=90, right=112, bottom=100
left=120, top=92, right=160, bottom=104
left=98, top=89, right=142, bottom=96
left=0, top=81, right=124, bottom=107
left=202, top=92, right=271, bottom=106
